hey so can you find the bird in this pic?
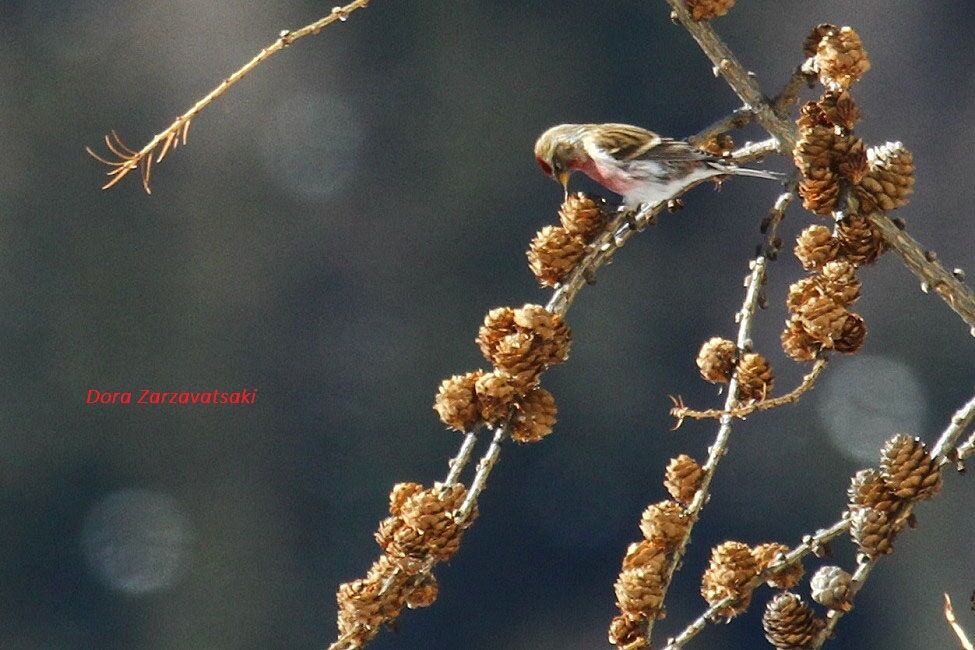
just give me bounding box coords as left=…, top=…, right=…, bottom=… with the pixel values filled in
left=534, top=123, right=782, bottom=209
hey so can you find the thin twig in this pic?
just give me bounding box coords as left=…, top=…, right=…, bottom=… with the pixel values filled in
left=647, top=187, right=795, bottom=643
left=945, top=594, right=975, bottom=650
left=666, top=391, right=975, bottom=649
left=665, top=0, right=975, bottom=332
left=957, top=429, right=975, bottom=461
left=772, top=63, right=815, bottom=117
left=670, top=357, right=827, bottom=426
left=687, top=108, right=755, bottom=149
left=664, top=0, right=797, bottom=152
left=86, top=0, right=373, bottom=193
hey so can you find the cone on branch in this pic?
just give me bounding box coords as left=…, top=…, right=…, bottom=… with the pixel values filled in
left=810, top=565, right=855, bottom=612
left=879, top=434, right=943, bottom=501
left=376, top=483, right=470, bottom=570
left=405, top=573, right=439, bottom=609
left=510, top=387, right=557, bottom=443
left=696, top=337, right=737, bottom=384
left=560, top=192, right=609, bottom=240
left=528, top=225, right=587, bottom=288
left=781, top=315, right=822, bottom=362
left=701, top=541, right=760, bottom=619
left=798, top=166, right=841, bottom=216
left=622, top=539, right=668, bottom=571
left=848, top=468, right=901, bottom=516
left=818, top=90, right=860, bottom=132
left=850, top=505, right=897, bottom=558
left=835, top=214, right=886, bottom=266
left=833, top=311, right=866, bottom=354
left=803, top=23, right=839, bottom=59
left=664, top=454, right=704, bottom=506
left=474, top=370, right=521, bottom=424
left=685, top=0, right=735, bottom=22
left=815, top=26, right=871, bottom=89
left=639, top=500, right=689, bottom=550
left=615, top=565, right=667, bottom=618
left=608, top=613, right=649, bottom=649
left=854, top=142, right=915, bottom=213
left=798, top=294, right=849, bottom=346
left=476, top=304, right=572, bottom=380
left=752, top=542, right=804, bottom=590
left=762, top=592, right=826, bottom=649
left=734, top=352, right=774, bottom=403
left=818, top=260, right=861, bottom=306
left=795, top=224, right=840, bottom=270
left=433, top=371, right=484, bottom=432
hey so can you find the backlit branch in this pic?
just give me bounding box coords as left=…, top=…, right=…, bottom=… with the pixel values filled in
left=86, top=0, right=373, bottom=193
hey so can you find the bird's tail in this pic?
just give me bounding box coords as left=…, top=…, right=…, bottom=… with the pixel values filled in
left=709, top=163, right=784, bottom=181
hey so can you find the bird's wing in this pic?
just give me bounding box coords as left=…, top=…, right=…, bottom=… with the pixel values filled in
left=584, top=124, right=713, bottom=163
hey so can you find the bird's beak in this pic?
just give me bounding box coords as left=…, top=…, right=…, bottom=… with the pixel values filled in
left=556, top=169, right=571, bottom=197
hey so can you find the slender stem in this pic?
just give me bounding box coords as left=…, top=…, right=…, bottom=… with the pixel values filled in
left=89, top=0, right=373, bottom=192
left=648, top=188, right=794, bottom=644
left=868, top=214, right=975, bottom=332
left=944, top=594, right=975, bottom=650
left=443, top=431, right=479, bottom=486
left=664, top=0, right=797, bottom=152
left=671, top=357, right=827, bottom=425
left=687, top=108, right=755, bottom=149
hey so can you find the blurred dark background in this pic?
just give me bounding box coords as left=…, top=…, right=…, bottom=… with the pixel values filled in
left=1, top=1, right=973, bottom=648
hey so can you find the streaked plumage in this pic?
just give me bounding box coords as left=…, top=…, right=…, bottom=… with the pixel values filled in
left=534, top=123, right=782, bottom=208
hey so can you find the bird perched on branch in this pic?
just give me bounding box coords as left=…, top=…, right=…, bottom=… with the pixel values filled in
left=534, top=123, right=782, bottom=208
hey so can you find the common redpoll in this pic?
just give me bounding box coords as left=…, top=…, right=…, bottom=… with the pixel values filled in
left=534, top=123, right=782, bottom=208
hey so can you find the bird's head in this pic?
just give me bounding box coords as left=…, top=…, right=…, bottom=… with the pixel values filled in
left=534, top=124, right=585, bottom=194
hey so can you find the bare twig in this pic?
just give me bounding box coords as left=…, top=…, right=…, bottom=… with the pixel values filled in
left=647, top=186, right=795, bottom=643
left=86, top=0, right=373, bottom=193
left=772, top=63, right=815, bottom=116
left=687, top=108, right=755, bottom=149
left=671, top=357, right=827, bottom=425
left=957, top=429, right=975, bottom=461
left=945, top=594, right=975, bottom=650
left=868, top=214, right=975, bottom=333
left=664, top=0, right=797, bottom=152
left=664, top=0, right=975, bottom=332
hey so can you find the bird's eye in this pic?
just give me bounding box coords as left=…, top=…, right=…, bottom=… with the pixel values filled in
left=536, top=157, right=553, bottom=176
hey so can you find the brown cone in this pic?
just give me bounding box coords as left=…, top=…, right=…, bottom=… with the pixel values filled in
left=474, top=370, right=522, bottom=424
left=405, top=573, right=439, bottom=609
left=818, top=260, right=861, bottom=306
left=818, top=90, right=860, bottom=132
left=810, top=565, right=854, bottom=612
left=786, top=277, right=824, bottom=314
left=696, top=337, right=737, bottom=384
left=664, top=454, right=704, bottom=506
left=835, top=214, right=885, bottom=266
left=701, top=541, right=760, bottom=619
left=847, top=468, right=901, bottom=516
left=527, top=225, right=586, bottom=288
left=734, top=352, right=774, bottom=403
left=639, top=500, right=689, bottom=551
left=799, top=167, right=841, bottom=216
left=615, top=562, right=667, bottom=618
left=608, top=612, right=649, bottom=648
left=389, top=482, right=425, bottom=517
left=855, top=142, right=915, bottom=213
left=803, top=23, right=839, bottom=59
left=879, top=434, right=943, bottom=501
left=376, top=482, right=469, bottom=571
left=622, top=539, right=668, bottom=571
left=560, top=192, right=609, bottom=240
left=834, top=135, right=868, bottom=184
left=816, top=26, right=871, bottom=89
left=685, top=0, right=736, bottom=21
left=433, top=371, right=485, bottom=432
left=511, top=387, right=557, bottom=443
left=798, top=294, right=849, bottom=346
left=781, top=315, right=822, bottom=362
left=752, top=542, right=804, bottom=590
left=795, top=225, right=840, bottom=270
left=850, top=505, right=897, bottom=558
left=762, top=592, right=826, bottom=649
left=833, top=311, right=866, bottom=354
left=477, top=307, right=517, bottom=362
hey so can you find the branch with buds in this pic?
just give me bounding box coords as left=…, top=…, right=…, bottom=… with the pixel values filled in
left=86, top=0, right=373, bottom=193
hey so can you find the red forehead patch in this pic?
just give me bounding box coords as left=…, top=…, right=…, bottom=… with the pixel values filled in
left=535, top=157, right=552, bottom=176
